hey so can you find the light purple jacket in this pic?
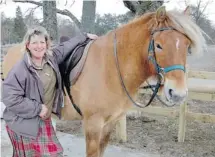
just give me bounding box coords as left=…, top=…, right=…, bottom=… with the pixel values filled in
left=2, top=34, right=87, bottom=139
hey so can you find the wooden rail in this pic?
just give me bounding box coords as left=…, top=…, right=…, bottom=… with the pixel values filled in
left=116, top=70, right=215, bottom=143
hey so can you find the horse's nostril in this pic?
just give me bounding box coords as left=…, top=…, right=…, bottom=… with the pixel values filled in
left=169, top=89, right=173, bottom=97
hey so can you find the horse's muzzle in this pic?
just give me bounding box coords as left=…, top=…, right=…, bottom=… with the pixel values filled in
left=165, top=86, right=188, bottom=104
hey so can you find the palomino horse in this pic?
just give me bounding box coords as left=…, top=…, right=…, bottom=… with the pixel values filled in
left=65, top=6, right=206, bottom=157
left=2, top=6, right=206, bottom=157
left=2, top=44, right=23, bottom=79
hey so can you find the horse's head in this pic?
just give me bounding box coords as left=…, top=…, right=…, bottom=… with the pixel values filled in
left=144, top=6, right=206, bottom=106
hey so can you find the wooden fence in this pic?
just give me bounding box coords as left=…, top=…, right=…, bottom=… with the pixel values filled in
left=115, top=69, right=215, bottom=143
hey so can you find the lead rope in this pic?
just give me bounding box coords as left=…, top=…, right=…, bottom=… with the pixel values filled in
left=114, top=32, right=160, bottom=108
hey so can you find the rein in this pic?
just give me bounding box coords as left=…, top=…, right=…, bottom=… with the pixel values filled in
left=113, top=27, right=186, bottom=108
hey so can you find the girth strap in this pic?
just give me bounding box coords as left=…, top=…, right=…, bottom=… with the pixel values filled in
left=60, top=38, right=92, bottom=117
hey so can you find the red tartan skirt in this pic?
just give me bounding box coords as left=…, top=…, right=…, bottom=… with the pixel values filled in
left=6, top=118, right=63, bottom=157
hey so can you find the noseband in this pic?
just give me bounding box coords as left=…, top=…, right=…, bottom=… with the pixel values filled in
left=114, top=27, right=186, bottom=108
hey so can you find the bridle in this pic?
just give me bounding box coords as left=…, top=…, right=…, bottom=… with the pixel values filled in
left=113, top=27, right=186, bottom=108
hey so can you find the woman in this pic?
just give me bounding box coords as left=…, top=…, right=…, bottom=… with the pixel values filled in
left=2, top=26, right=97, bottom=157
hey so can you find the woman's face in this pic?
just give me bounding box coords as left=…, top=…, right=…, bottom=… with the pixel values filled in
left=27, top=34, right=47, bottom=59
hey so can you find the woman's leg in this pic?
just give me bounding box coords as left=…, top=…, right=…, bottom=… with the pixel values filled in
left=6, top=125, right=25, bottom=157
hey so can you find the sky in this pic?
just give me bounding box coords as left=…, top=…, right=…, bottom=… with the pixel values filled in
left=0, top=0, right=215, bottom=25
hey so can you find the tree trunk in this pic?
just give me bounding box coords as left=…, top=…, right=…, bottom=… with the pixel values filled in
left=81, top=0, right=96, bottom=33
left=123, top=1, right=164, bottom=16
left=42, top=1, right=58, bottom=43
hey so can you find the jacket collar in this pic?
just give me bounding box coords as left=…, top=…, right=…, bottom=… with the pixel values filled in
left=23, top=52, right=50, bottom=70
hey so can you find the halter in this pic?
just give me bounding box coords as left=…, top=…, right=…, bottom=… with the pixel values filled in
left=148, top=27, right=185, bottom=82
left=114, top=27, right=186, bottom=108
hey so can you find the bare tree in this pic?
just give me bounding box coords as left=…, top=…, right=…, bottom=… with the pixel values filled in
left=13, top=0, right=81, bottom=28
left=0, top=0, right=6, bottom=4
left=123, top=1, right=136, bottom=14
left=81, top=0, right=96, bottom=33
left=185, top=0, right=213, bottom=24
left=183, top=0, right=214, bottom=23
left=123, top=0, right=164, bottom=16
left=42, top=1, right=58, bottom=42
left=184, top=0, right=215, bottom=43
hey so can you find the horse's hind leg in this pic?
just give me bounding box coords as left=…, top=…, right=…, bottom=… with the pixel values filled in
left=84, top=117, right=104, bottom=157
left=99, top=123, right=114, bottom=157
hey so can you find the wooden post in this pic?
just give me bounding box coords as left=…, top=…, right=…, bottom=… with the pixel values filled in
left=178, top=101, right=187, bottom=142
left=51, top=114, right=58, bottom=131
left=116, top=115, right=127, bottom=142
left=51, top=118, right=57, bottom=131
left=178, top=65, right=189, bottom=142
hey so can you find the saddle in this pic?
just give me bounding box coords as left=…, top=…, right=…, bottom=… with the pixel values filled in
left=59, top=37, right=93, bottom=116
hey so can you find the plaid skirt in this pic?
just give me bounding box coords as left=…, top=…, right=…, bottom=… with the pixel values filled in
left=6, top=118, right=63, bottom=157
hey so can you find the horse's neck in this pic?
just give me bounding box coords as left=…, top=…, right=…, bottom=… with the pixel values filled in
left=106, top=22, right=151, bottom=96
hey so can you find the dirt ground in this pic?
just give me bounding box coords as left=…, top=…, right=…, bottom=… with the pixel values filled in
left=57, top=48, right=215, bottom=157
left=57, top=99, right=215, bottom=157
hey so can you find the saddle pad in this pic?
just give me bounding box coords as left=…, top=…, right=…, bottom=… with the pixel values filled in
left=69, top=40, right=94, bottom=85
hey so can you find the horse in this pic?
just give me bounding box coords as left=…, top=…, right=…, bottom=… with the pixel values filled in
left=63, top=6, right=206, bottom=157
left=2, top=6, right=206, bottom=157
left=2, top=44, right=23, bottom=79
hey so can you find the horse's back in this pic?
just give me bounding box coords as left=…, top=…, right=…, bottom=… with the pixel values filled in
left=3, top=44, right=23, bottom=79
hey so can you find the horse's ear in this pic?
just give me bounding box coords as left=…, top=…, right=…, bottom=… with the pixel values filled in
left=156, top=6, right=166, bottom=22
left=183, top=6, right=191, bottom=16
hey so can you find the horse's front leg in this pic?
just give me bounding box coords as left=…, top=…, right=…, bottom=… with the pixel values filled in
left=83, top=116, right=104, bottom=157
left=99, top=123, right=114, bottom=157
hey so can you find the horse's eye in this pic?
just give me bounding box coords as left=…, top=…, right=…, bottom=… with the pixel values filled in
left=156, top=43, right=162, bottom=50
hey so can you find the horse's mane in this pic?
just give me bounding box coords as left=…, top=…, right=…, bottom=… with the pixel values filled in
left=167, top=11, right=207, bottom=56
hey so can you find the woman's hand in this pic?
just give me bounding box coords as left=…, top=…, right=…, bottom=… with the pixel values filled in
left=39, top=104, right=48, bottom=120
left=87, top=33, right=98, bottom=40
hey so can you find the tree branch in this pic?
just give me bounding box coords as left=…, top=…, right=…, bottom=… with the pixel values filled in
left=123, top=1, right=137, bottom=14
left=198, top=0, right=211, bottom=19
left=23, top=5, right=40, bottom=16
left=0, top=0, right=6, bottom=4
left=70, top=0, right=76, bottom=8
left=194, top=0, right=211, bottom=24
left=57, top=9, right=81, bottom=28
left=65, top=0, right=67, bottom=6
left=13, top=0, right=81, bottom=28
left=13, top=0, right=41, bottom=6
